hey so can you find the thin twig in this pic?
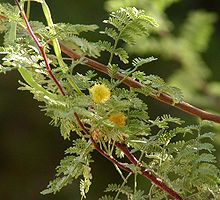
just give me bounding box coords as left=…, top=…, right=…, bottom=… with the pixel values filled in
left=14, top=0, right=65, bottom=96
left=73, top=112, right=132, bottom=173
left=74, top=112, right=183, bottom=200
left=115, top=143, right=183, bottom=200
left=59, top=42, right=220, bottom=124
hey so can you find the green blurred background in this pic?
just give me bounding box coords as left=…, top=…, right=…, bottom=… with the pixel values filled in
left=0, top=0, right=219, bottom=199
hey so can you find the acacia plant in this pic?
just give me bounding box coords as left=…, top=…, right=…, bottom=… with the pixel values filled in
left=0, top=1, right=219, bottom=199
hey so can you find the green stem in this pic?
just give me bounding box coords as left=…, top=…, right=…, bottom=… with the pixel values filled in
left=26, top=0, right=31, bottom=20
left=41, top=1, right=63, bottom=66
left=148, top=185, right=154, bottom=200
left=134, top=173, right=137, bottom=194
left=100, top=138, right=108, bottom=152
left=108, top=17, right=132, bottom=66
left=111, top=66, right=138, bottom=90
left=108, top=26, right=124, bottom=66
left=8, top=5, right=20, bottom=43
left=108, top=38, right=119, bottom=65
left=41, top=0, right=82, bottom=94
left=114, top=164, right=126, bottom=181
left=67, top=76, right=83, bottom=95
left=110, top=140, right=116, bottom=155
left=133, top=149, right=145, bottom=194
left=114, top=173, right=132, bottom=200
left=8, top=22, right=17, bottom=43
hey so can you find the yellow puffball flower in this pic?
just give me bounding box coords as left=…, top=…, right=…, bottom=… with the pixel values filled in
left=109, top=112, right=126, bottom=127
left=89, top=83, right=111, bottom=104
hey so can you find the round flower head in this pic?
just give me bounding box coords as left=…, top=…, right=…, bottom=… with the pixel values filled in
left=109, top=112, right=126, bottom=127
left=89, top=83, right=111, bottom=104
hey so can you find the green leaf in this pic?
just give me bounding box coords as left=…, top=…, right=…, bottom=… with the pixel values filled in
left=105, top=183, right=133, bottom=197
left=100, top=7, right=158, bottom=64
left=132, top=190, right=148, bottom=200
left=132, top=56, right=157, bottom=68
left=197, top=143, right=215, bottom=153
left=98, top=195, right=114, bottom=200
left=114, top=47, right=129, bottom=63
left=198, top=132, right=215, bottom=140
left=103, top=7, right=158, bottom=45
left=195, top=153, right=216, bottom=164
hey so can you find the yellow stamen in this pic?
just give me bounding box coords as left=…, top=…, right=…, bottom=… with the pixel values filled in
left=89, top=83, right=111, bottom=104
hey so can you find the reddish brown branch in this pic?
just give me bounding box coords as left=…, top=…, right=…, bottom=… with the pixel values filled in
left=115, top=143, right=183, bottom=200
left=60, top=43, right=220, bottom=124
left=73, top=112, right=132, bottom=173
left=1, top=9, right=220, bottom=124
left=74, top=112, right=183, bottom=199
left=14, top=0, right=65, bottom=96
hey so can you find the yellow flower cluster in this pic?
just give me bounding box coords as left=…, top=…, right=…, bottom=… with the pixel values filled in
left=109, top=112, right=126, bottom=127
left=89, top=83, right=111, bottom=104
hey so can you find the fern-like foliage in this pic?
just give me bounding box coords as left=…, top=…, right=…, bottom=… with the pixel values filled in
left=99, top=7, right=158, bottom=64
left=132, top=56, right=157, bottom=68
left=128, top=123, right=220, bottom=199
left=132, top=71, right=184, bottom=103
left=41, top=138, right=93, bottom=195
left=0, top=3, right=21, bottom=23
left=54, top=23, right=101, bottom=58
left=102, top=183, right=147, bottom=200
left=98, top=195, right=114, bottom=200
